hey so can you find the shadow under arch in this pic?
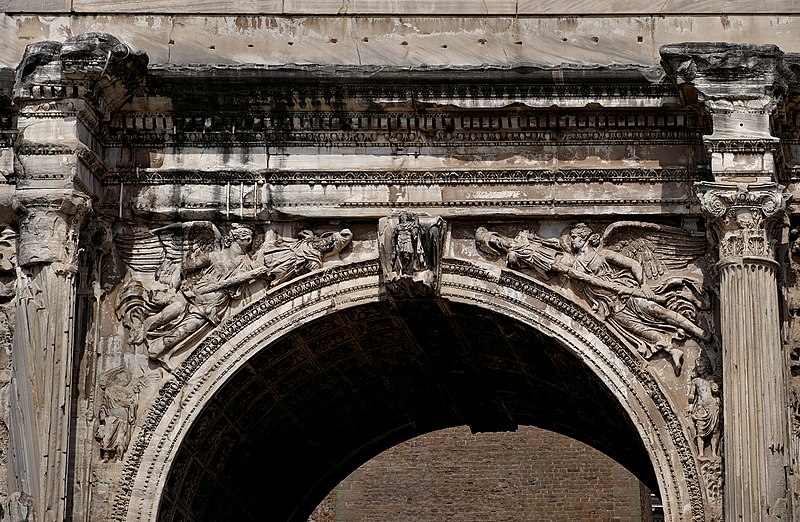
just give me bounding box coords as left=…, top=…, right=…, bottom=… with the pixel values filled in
left=115, top=259, right=705, bottom=522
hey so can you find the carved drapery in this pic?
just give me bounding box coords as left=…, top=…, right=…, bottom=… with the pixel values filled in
left=697, top=181, right=791, bottom=520
left=474, top=221, right=711, bottom=377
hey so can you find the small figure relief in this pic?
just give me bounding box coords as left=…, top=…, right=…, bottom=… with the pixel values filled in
left=115, top=222, right=352, bottom=361
left=688, top=356, right=721, bottom=460
left=379, top=211, right=445, bottom=297
left=93, top=366, right=137, bottom=463
left=476, top=221, right=711, bottom=376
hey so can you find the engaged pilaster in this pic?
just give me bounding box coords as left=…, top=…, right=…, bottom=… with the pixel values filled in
left=8, top=33, right=146, bottom=521
left=664, top=42, right=792, bottom=520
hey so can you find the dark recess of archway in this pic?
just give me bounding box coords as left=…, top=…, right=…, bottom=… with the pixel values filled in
left=158, top=299, right=657, bottom=521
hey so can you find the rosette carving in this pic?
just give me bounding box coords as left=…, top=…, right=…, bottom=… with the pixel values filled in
left=696, top=181, right=790, bottom=260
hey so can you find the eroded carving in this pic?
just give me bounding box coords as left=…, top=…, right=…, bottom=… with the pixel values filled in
left=476, top=221, right=711, bottom=375
left=688, top=355, right=721, bottom=460
left=0, top=227, right=16, bottom=513
left=115, top=222, right=352, bottom=361
left=697, top=181, right=790, bottom=261
left=14, top=33, right=148, bottom=110
left=94, top=367, right=137, bottom=463
left=379, top=211, right=445, bottom=297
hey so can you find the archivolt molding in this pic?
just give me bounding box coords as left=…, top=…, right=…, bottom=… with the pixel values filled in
left=441, top=259, right=705, bottom=521
left=114, top=260, right=382, bottom=521
left=115, top=257, right=707, bottom=522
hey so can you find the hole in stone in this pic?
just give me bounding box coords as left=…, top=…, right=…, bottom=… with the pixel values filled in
left=401, top=41, right=409, bottom=46
left=329, top=38, right=338, bottom=44
left=591, top=37, right=599, bottom=43
left=362, top=37, right=369, bottom=42
left=637, top=36, right=643, bottom=42
left=478, top=38, right=488, bottom=45
left=288, top=42, right=294, bottom=45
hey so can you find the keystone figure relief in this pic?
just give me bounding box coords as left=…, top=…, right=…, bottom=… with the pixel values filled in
left=116, top=222, right=352, bottom=361
left=379, top=211, right=445, bottom=297
left=476, top=221, right=711, bottom=375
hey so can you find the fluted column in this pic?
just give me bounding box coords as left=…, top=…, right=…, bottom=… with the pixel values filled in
left=8, top=191, right=90, bottom=521
left=663, top=42, right=794, bottom=520
left=7, top=34, right=147, bottom=520
left=697, top=182, right=791, bottom=520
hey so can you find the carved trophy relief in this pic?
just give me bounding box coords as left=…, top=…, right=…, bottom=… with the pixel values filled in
left=0, top=227, right=15, bottom=507
left=115, top=222, right=352, bottom=362
left=476, top=221, right=712, bottom=376
left=379, top=211, right=445, bottom=297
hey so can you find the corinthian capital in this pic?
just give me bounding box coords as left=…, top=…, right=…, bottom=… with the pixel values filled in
left=12, top=190, right=92, bottom=270
left=696, top=181, right=790, bottom=260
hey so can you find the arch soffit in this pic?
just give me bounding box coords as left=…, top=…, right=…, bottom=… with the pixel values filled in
left=116, top=258, right=704, bottom=522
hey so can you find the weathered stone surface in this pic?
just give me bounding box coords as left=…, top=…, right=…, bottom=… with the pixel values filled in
left=2, top=18, right=800, bottom=522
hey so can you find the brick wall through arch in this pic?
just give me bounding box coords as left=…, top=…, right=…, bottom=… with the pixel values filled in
left=310, top=425, right=655, bottom=521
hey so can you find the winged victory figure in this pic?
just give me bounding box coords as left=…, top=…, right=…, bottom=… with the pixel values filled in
left=477, top=221, right=711, bottom=376
left=115, top=222, right=352, bottom=361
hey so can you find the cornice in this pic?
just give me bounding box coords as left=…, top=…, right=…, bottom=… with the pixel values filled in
left=13, top=33, right=148, bottom=115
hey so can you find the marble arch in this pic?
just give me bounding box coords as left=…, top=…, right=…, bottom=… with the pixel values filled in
left=115, top=259, right=705, bottom=521
left=3, top=8, right=800, bottom=520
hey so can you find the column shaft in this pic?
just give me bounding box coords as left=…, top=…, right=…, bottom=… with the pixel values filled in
left=719, top=258, right=789, bottom=518
left=8, top=197, right=88, bottom=520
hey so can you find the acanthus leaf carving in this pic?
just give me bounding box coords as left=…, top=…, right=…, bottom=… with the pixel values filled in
left=476, top=221, right=711, bottom=376
left=115, top=222, right=352, bottom=362
left=696, top=181, right=790, bottom=261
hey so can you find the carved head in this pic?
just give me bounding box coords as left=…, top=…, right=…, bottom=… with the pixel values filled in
left=693, top=355, right=713, bottom=377
left=569, top=223, right=596, bottom=251
left=313, top=229, right=353, bottom=257
left=398, top=211, right=416, bottom=224
left=226, top=223, right=254, bottom=250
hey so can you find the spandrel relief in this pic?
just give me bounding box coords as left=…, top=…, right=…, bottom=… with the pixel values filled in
left=476, top=221, right=712, bottom=376
left=115, top=222, right=352, bottom=362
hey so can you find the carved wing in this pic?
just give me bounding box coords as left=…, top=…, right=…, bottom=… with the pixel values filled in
left=115, top=221, right=220, bottom=273
left=601, top=221, right=707, bottom=280
left=115, top=231, right=166, bottom=273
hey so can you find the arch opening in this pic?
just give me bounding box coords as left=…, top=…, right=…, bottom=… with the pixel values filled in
left=310, top=425, right=660, bottom=521
left=157, top=299, right=658, bottom=521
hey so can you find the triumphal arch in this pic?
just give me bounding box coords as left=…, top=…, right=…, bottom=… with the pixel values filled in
left=3, top=4, right=800, bottom=521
